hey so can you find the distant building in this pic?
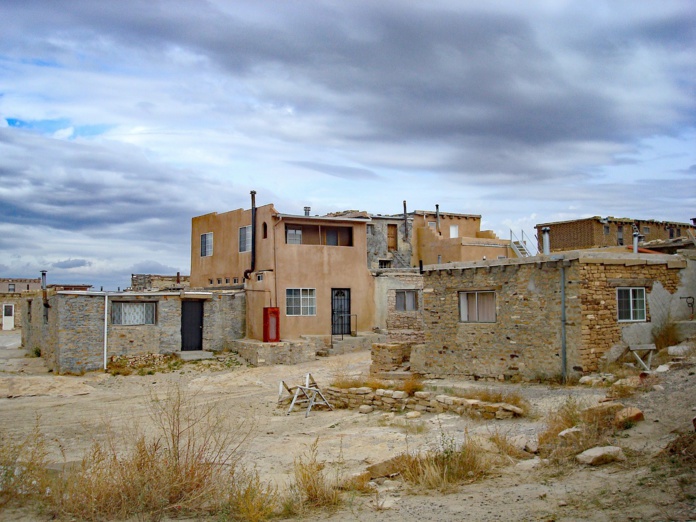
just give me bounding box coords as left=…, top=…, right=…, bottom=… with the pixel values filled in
left=130, top=273, right=190, bottom=292
left=535, top=216, right=696, bottom=253
left=1, top=278, right=41, bottom=330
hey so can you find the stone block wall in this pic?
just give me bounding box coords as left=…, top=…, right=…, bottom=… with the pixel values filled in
left=322, top=387, right=524, bottom=419
left=204, top=292, right=246, bottom=351
left=233, top=338, right=316, bottom=366
left=22, top=293, right=58, bottom=368
left=370, top=342, right=412, bottom=374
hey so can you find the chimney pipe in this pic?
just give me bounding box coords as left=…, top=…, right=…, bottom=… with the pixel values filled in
left=633, top=232, right=639, bottom=253
left=40, top=270, right=47, bottom=290
left=435, top=204, right=440, bottom=235
left=403, top=200, right=408, bottom=241
left=176, top=271, right=180, bottom=284
left=244, top=191, right=257, bottom=280
left=542, top=227, right=551, bottom=255
left=304, top=206, right=311, bottom=216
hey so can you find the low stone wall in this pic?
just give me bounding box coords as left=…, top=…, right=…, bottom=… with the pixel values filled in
left=370, top=342, right=412, bottom=374
left=233, top=338, right=316, bottom=366
left=323, top=387, right=525, bottom=420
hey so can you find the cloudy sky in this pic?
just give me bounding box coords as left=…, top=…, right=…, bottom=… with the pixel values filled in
left=1, top=1, right=694, bottom=289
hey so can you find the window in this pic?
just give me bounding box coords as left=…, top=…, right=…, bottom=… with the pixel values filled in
left=379, top=260, right=392, bottom=268
left=428, top=221, right=436, bottom=229
left=286, top=288, right=316, bottom=316
left=233, top=277, right=239, bottom=284
left=325, top=228, right=338, bottom=246
left=617, top=225, right=624, bottom=246
left=367, top=224, right=374, bottom=235
left=459, top=291, right=496, bottom=322
left=643, top=226, right=650, bottom=234
left=112, top=302, right=156, bottom=325
left=262, top=222, right=268, bottom=239
left=239, top=225, right=252, bottom=252
left=208, top=279, right=213, bottom=285
left=8, top=284, right=15, bottom=292
left=27, top=300, right=32, bottom=322
left=257, top=273, right=264, bottom=282
left=217, top=278, right=222, bottom=284
left=617, top=288, right=646, bottom=322
left=449, top=225, right=459, bottom=238
left=603, top=225, right=610, bottom=235
left=286, top=225, right=302, bottom=244
left=200, top=232, right=213, bottom=257
left=225, top=278, right=230, bottom=284
left=396, top=290, right=418, bottom=311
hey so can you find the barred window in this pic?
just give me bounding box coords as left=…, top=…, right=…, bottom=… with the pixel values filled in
left=286, top=288, right=316, bottom=316
left=112, top=302, right=156, bottom=325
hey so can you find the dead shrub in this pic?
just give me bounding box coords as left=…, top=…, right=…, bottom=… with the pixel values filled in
left=488, top=429, right=530, bottom=461
left=394, top=430, right=487, bottom=492
left=0, top=419, right=50, bottom=508
left=662, top=432, right=696, bottom=467
left=223, top=467, right=278, bottom=522
left=537, top=397, right=615, bottom=465
left=291, top=438, right=341, bottom=510
left=47, top=384, right=254, bottom=521
left=330, top=372, right=389, bottom=391
left=401, top=374, right=424, bottom=396
left=652, top=321, right=680, bottom=351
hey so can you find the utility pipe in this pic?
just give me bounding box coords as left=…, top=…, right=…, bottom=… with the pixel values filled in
left=435, top=204, right=440, bottom=235
left=560, top=264, right=567, bottom=383
left=633, top=232, right=639, bottom=253
left=542, top=227, right=551, bottom=255
left=403, top=200, right=408, bottom=241
left=103, top=293, right=109, bottom=370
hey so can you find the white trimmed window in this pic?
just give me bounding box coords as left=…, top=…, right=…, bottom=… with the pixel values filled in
left=617, top=287, right=646, bottom=322
left=239, top=225, right=252, bottom=252
left=112, top=302, right=156, bottom=325
left=459, top=291, right=496, bottom=322
left=396, top=290, right=418, bottom=311
left=449, top=224, right=459, bottom=238
left=286, top=288, right=316, bottom=316
left=200, top=232, right=213, bottom=257
left=286, top=225, right=302, bottom=244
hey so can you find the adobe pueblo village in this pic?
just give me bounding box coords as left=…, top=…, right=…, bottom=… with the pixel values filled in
left=2, top=196, right=695, bottom=521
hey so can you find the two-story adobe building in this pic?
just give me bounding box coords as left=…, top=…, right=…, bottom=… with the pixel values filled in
left=190, top=197, right=375, bottom=341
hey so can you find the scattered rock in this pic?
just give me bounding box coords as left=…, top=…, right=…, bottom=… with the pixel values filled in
left=602, top=343, right=628, bottom=364
left=655, top=364, right=672, bottom=373
left=612, top=376, right=641, bottom=388
left=359, top=405, right=374, bottom=414
left=525, top=438, right=539, bottom=454
left=381, top=412, right=395, bottom=420
left=576, top=446, right=626, bottom=465
left=614, top=407, right=644, bottom=427
left=516, top=457, right=541, bottom=470
left=581, top=402, right=624, bottom=421
left=653, top=384, right=665, bottom=391
left=558, top=426, right=582, bottom=438
left=366, top=456, right=403, bottom=479
left=667, top=344, right=693, bottom=357
left=405, top=411, right=421, bottom=419
left=558, top=500, right=568, bottom=507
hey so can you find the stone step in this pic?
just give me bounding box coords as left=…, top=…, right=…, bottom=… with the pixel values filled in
left=177, top=350, right=215, bottom=361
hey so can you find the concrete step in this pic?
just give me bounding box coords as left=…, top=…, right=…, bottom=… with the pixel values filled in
left=177, top=350, right=215, bottom=361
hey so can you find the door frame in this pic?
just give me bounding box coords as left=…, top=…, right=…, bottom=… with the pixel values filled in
left=331, top=288, right=351, bottom=335
left=2, top=303, right=14, bottom=330
left=181, top=300, right=204, bottom=351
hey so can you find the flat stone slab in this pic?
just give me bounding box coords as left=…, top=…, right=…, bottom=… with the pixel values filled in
left=177, top=350, right=215, bottom=361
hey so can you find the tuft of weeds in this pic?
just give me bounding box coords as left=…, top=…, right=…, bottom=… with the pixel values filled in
left=394, top=430, right=488, bottom=492
left=330, top=372, right=390, bottom=391
left=401, top=374, right=425, bottom=396
left=222, top=467, right=278, bottom=522
left=0, top=419, right=50, bottom=508
left=291, top=438, right=342, bottom=510
left=489, top=429, right=530, bottom=461
left=652, top=320, right=680, bottom=351
left=537, top=397, right=616, bottom=465
left=30, top=346, right=41, bottom=358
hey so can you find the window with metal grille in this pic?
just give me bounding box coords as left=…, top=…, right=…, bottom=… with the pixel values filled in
left=459, top=291, right=496, bottom=322
left=617, top=288, right=646, bottom=322
left=395, top=290, right=418, bottom=311
left=239, top=225, right=252, bottom=252
left=112, top=302, right=156, bottom=325
left=8, top=284, right=15, bottom=292
left=200, top=232, right=213, bottom=256
left=286, top=288, right=316, bottom=316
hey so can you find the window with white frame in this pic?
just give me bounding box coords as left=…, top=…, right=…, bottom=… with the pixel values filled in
left=617, top=287, right=646, bottom=322
left=395, top=290, right=418, bottom=311
left=286, top=288, right=316, bottom=316
left=200, top=232, right=213, bottom=257
left=112, top=302, right=156, bottom=325
left=286, top=225, right=302, bottom=244
left=459, top=291, right=496, bottom=322
left=239, top=225, right=252, bottom=252
left=449, top=224, right=459, bottom=238
left=8, top=284, right=15, bottom=292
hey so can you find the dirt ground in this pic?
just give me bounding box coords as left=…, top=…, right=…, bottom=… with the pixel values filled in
left=0, top=330, right=694, bottom=521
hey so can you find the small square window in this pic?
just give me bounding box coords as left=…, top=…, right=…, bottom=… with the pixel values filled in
left=286, top=288, right=316, bottom=316
left=257, top=273, right=264, bottom=282
left=603, top=225, right=610, bottom=235
left=8, top=284, right=15, bottom=292
left=233, top=278, right=239, bottom=284
left=208, top=279, right=213, bottom=285
left=617, top=287, right=646, bottom=322
left=643, top=226, right=650, bottom=234
left=379, top=260, right=392, bottom=268
left=225, top=278, right=230, bottom=284
left=395, top=290, right=418, bottom=311
left=217, top=278, right=222, bottom=284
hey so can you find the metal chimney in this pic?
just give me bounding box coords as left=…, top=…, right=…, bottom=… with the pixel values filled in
left=633, top=232, right=639, bottom=253
left=304, top=206, right=311, bottom=216
left=435, top=204, right=440, bottom=235
left=542, top=227, right=551, bottom=255
left=40, top=270, right=47, bottom=290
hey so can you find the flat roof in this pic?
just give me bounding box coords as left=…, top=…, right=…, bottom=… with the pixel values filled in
left=537, top=216, right=695, bottom=227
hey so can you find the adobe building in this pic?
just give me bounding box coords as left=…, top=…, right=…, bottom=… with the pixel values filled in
left=1, top=278, right=42, bottom=330
left=535, top=216, right=696, bottom=252
left=190, top=195, right=376, bottom=341
left=412, top=250, right=695, bottom=381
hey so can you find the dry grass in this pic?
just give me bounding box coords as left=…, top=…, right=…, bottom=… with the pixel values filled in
left=47, top=384, right=256, bottom=521
left=223, top=467, right=278, bottom=522
left=401, top=374, right=425, bottom=396
left=106, top=354, right=184, bottom=376
left=394, top=431, right=488, bottom=492
left=489, top=429, right=530, bottom=461
left=291, top=438, right=342, bottom=510
left=537, top=397, right=615, bottom=465
left=0, top=419, right=50, bottom=508
left=652, top=321, right=680, bottom=351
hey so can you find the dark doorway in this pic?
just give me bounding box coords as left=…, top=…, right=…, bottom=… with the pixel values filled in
left=331, top=288, right=351, bottom=335
left=181, top=300, right=203, bottom=351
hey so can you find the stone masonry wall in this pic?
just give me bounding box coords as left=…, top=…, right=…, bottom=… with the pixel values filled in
left=370, top=342, right=412, bottom=374
left=384, top=272, right=425, bottom=343
left=323, top=387, right=524, bottom=419
left=577, top=258, right=682, bottom=370
left=57, top=294, right=106, bottom=373
left=204, top=292, right=245, bottom=351
left=22, top=293, right=58, bottom=370
left=415, top=261, right=583, bottom=380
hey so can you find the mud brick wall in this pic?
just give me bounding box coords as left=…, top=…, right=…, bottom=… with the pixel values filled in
left=577, top=259, right=682, bottom=369
left=370, top=342, right=412, bottom=374
left=322, top=387, right=524, bottom=419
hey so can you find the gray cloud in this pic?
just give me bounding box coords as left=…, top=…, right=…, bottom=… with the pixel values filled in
left=52, top=258, right=91, bottom=269
left=288, top=161, right=377, bottom=180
